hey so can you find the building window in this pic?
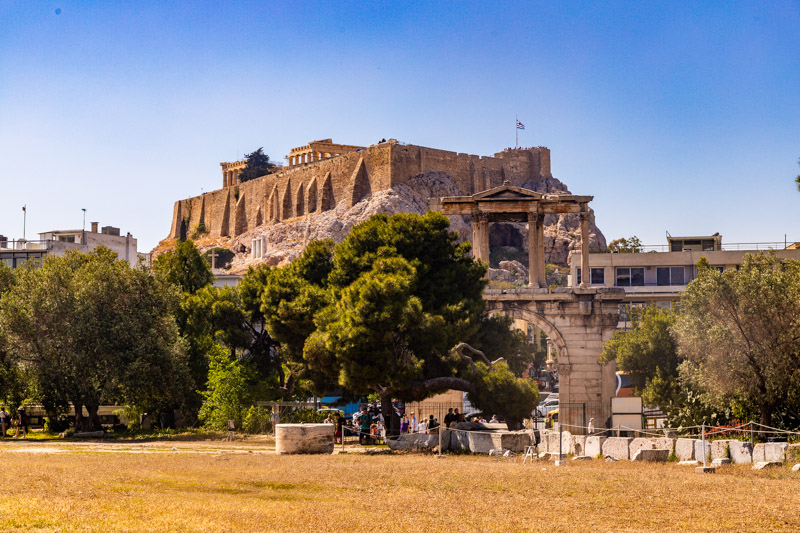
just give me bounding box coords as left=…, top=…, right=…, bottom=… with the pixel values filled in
left=577, top=267, right=605, bottom=285
left=657, top=267, right=687, bottom=286
left=616, top=267, right=644, bottom=287
left=713, top=266, right=724, bottom=273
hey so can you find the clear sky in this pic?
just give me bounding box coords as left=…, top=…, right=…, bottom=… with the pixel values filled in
left=2, top=1, right=799, bottom=251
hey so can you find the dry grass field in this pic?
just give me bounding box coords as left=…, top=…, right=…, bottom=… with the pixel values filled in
left=0, top=439, right=798, bottom=532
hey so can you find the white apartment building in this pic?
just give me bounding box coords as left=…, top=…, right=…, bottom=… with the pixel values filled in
left=0, top=222, right=143, bottom=269
left=568, top=233, right=800, bottom=327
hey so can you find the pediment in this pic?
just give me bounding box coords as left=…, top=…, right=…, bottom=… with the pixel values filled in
left=472, top=183, right=543, bottom=201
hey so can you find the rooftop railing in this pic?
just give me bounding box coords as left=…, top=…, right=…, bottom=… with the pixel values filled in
left=595, top=241, right=797, bottom=253
left=0, top=239, right=51, bottom=251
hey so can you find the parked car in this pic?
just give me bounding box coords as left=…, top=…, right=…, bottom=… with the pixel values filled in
left=534, top=396, right=559, bottom=418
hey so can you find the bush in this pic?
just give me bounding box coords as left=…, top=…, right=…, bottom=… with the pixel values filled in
left=242, top=406, right=272, bottom=434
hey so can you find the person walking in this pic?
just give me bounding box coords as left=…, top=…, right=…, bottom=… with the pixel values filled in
left=587, top=417, right=595, bottom=435
left=358, top=406, right=371, bottom=445
left=15, top=406, right=27, bottom=439
left=410, top=412, right=418, bottom=433
left=0, top=407, right=7, bottom=437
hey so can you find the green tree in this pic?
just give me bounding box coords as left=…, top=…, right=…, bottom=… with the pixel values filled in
left=0, top=248, right=190, bottom=430
left=303, top=212, right=537, bottom=429
left=153, top=239, right=215, bottom=417
left=608, top=236, right=643, bottom=253
left=600, top=306, right=685, bottom=418
left=0, top=262, right=28, bottom=408
left=198, top=344, right=259, bottom=430
left=674, top=252, right=800, bottom=428
left=152, top=239, right=214, bottom=294
left=239, top=148, right=276, bottom=183
left=182, top=267, right=285, bottom=398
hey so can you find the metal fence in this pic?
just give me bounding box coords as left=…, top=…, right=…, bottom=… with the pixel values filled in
left=556, top=401, right=603, bottom=435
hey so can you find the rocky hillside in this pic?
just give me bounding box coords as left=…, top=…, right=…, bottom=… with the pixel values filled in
left=161, top=171, right=606, bottom=275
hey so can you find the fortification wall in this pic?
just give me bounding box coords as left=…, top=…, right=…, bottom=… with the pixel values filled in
left=168, top=143, right=551, bottom=240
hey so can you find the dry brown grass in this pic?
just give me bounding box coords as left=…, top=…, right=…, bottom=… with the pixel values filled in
left=0, top=440, right=798, bottom=532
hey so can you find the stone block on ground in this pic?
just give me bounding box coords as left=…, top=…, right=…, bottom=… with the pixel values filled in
left=753, top=461, right=782, bottom=470
left=500, top=431, right=534, bottom=453
left=602, top=437, right=633, bottom=461
left=387, top=433, right=439, bottom=451
left=74, top=430, right=105, bottom=438
left=584, top=436, right=607, bottom=458
left=629, top=438, right=654, bottom=458
left=652, top=437, right=675, bottom=453
left=275, top=423, right=334, bottom=454
left=467, top=432, right=500, bottom=454
left=547, top=432, right=561, bottom=454
left=785, top=444, right=800, bottom=464
left=764, top=442, right=788, bottom=463
left=560, top=431, right=574, bottom=455
left=631, top=449, right=669, bottom=462
left=791, top=463, right=800, bottom=472
left=753, top=443, right=766, bottom=463
left=677, top=460, right=700, bottom=466
left=572, top=455, right=592, bottom=461
left=711, top=458, right=731, bottom=466
left=448, top=430, right=470, bottom=452
left=571, top=435, right=587, bottom=456
left=728, top=441, right=753, bottom=464
left=675, top=439, right=696, bottom=461
left=694, top=440, right=711, bottom=463
left=695, top=466, right=716, bottom=474
left=710, top=440, right=731, bottom=460
left=539, top=430, right=550, bottom=453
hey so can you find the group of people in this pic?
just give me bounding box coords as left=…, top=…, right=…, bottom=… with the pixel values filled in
left=324, top=407, right=387, bottom=445
left=0, top=406, right=27, bottom=438
left=324, top=406, right=504, bottom=446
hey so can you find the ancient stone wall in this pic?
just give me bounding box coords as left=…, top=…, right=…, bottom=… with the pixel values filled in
left=168, top=143, right=552, bottom=241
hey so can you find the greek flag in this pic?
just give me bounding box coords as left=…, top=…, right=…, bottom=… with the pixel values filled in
left=516, top=119, right=525, bottom=130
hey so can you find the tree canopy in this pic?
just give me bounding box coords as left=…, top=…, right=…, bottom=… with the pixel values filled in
left=152, top=239, right=213, bottom=294
left=600, top=306, right=684, bottom=417
left=0, top=248, right=190, bottom=430
left=239, top=148, right=276, bottom=183
left=302, top=212, right=537, bottom=428
left=674, top=253, right=800, bottom=427
left=608, top=236, right=643, bottom=253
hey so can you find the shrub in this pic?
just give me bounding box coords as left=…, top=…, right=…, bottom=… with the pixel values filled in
left=242, top=406, right=272, bottom=434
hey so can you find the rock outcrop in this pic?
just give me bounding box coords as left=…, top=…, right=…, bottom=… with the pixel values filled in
left=172, top=171, right=606, bottom=274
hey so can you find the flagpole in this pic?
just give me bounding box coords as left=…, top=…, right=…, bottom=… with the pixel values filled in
left=515, top=115, right=518, bottom=149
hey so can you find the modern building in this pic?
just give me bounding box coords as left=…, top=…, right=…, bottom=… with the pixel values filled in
left=568, top=233, right=800, bottom=327
left=0, top=222, right=143, bottom=269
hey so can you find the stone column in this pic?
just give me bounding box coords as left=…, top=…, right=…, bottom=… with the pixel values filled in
left=527, top=212, right=538, bottom=287
left=536, top=214, right=546, bottom=288
left=580, top=211, right=590, bottom=288
left=472, top=213, right=490, bottom=266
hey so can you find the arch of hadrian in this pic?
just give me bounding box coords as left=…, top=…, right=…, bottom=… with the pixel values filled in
left=433, top=183, right=624, bottom=434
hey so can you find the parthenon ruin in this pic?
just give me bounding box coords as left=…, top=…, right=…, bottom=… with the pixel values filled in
left=170, top=138, right=554, bottom=242
left=285, top=138, right=365, bottom=169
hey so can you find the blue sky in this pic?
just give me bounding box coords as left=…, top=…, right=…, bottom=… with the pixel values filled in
left=2, top=1, right=799, bottom=251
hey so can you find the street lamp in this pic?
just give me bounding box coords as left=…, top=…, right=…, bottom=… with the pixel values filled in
left=82, top=208, right=87, bottom=231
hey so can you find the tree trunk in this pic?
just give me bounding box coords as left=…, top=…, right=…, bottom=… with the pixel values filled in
left=85, top=404, right=102, bottom=431
left=73, top=401, right=87, bottom=432
left=760, top=404, right=773, bottom=430
left=379, top=390, right=399, bottom=437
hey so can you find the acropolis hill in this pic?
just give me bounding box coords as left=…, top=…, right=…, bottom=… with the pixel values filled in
left=159, top=139, right=605, bottom=273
